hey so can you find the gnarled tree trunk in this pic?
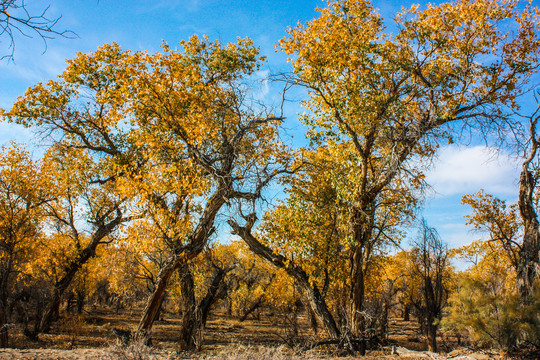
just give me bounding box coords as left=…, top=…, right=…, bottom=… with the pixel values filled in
left=177, top=261, right=230, bottom=350
left=137, top=257, right=182, bottom=339
left=178, top=263, right=199, bottom=350
left=517, top=166, right=540, bottom=305
left=349, top=205, right=377, bottom=355
left=229, top=216, right=341, bottom=340
left=136, top=191, right=224, bottom=342
left=0, top=303, right=8, bottom=348
left=350, top=245, right=366, bottom=354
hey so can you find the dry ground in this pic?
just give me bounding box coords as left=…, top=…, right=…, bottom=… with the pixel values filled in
left=0, top=306, right=503, bottom=359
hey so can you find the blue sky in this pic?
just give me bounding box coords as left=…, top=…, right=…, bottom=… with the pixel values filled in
left=0, top=0, right=532, bottom=249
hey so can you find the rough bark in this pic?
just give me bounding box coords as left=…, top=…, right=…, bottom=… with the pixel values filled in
left=424, top=277, right=438, bottom=353
left=517, top=166, right=540, bottom=305
left=177, top=261, right=231, bottom=350
left=350, top=245, right=365, bottom=348
left=228, top=215, right=341, bottom=340
left=178, top=264, right=199, bottom=351
left=349, top=204, right=377, bottom=355
left=136, top=256, right=183, bottom=338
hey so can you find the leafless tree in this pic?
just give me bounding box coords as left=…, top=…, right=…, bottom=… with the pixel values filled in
left=410, top=219, right=450, bottom=353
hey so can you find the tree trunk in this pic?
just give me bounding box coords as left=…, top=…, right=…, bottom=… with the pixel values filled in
left=66, top=292, right=75, bottom=314
left=198, top=268, right=227, bottom=327
left=517, top=168, right=540, bottom=305
left=136, top=190, right=224, bottom=341
left=229, top=217, right=341, bottom=340
left=350, top=245, right=365, bottom=353
left=424, top=277, right=438, bottom=352
left=0, top=327, right=7, bottom=348
left=0, top=303, right=8, bottom=348
left=348, top=204, right=377, bottom=355
left=137, top=257, right=181, bottom=338
left=426, top=320, right=437, bottom=353
left=40, top=240, right=100, bottom=333
left=403, top=304, right=410, bottom=322
left=176, top=263, right=230, bottom=350
left=178, top=264, right=199, bottom=351
left=76, top=290, right=85, bottom=315
left=307, top=305, right=319, bottom=333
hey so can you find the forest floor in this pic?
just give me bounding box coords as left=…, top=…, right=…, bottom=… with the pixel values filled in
left=0, top=306, right=503, bottom=359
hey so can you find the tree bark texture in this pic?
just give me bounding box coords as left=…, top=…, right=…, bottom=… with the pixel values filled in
left=136, top=256, right=183, bottom=338
left=517, top=167, right=540, bottom=305
left=177, top=261, right=229, bottom=350
left=349, top=245, right=365, bottom=340
left=349, top=204, right=376, bottom=355
left=424, top=277, right=438, bottom=353
left=178, top=264, right=199, bottom=351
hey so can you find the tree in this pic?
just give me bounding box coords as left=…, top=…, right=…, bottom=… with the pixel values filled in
left=410, top=220, right=451, bottom=353
left=33, top=145, right=132, bottom=336
left=515, top=103, right=540, bottom=305
left=123, top=37, right=289, bottom=345
left=229, top=214, right=342, bottom=341
left=0, top=0, right=74, bottom=60
left=4, top=36, right=290, bottom=348
left=280, top=0, right=540, bottom=351
left=175, top=248, right=234, bottom=350
left=0, top=144, right=50, bottom=347
left=461, top=98, right=540, bottom=307
left=444, top=239, right=540, bottom=353
left=260, top=148, right=349, bottom=332
left=462, top=192, right=521, bottom=271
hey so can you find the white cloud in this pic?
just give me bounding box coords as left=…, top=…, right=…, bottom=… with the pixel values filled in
left=426, top=145, right=521, bottom=198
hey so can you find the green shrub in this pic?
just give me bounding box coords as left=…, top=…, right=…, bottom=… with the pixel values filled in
left=443, top=275, right=540, bottom=354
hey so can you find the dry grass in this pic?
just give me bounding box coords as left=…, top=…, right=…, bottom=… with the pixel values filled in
left=105, top=338, right=170, bottom=360
left=4, top=306, right=501, bottom=360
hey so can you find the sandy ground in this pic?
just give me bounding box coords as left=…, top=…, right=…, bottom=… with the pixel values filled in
left=0, top=346, right=500, bottom=360
left=0, top=347, right=177, bottom=359
left=0, top=309, right=503, bottom=360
